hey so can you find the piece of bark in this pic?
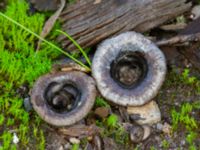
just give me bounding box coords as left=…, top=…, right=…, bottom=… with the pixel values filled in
left=58, top=0, right=191, bottom=51
left=58, top=124, right=102, bottom=138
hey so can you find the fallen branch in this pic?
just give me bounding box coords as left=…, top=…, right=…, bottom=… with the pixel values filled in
left=156, top=32, right=200, bottom=46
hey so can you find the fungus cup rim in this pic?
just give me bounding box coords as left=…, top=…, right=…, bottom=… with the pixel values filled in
left=31, top=71, right=97, bottom=126
left=92, top=31, right=167, bottom=106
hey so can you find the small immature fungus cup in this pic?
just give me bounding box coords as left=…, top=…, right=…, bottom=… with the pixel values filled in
left=92, top=32, right=166, bottom=106
left=31, top=71, right=96, bottom=126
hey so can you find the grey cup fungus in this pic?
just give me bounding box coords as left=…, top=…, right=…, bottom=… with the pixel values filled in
left=31, top=71, right=97, bottom=126
left=92, top=32, right=166, bottom=106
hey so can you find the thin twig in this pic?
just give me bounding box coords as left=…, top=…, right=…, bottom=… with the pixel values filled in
left=156, top=33, right=200, bottom=46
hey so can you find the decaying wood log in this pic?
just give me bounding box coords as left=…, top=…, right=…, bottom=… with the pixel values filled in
left=58, top=0, right=191, bottom=51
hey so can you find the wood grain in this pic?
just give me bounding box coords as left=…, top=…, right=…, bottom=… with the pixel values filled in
left=58, top=0, right=191, bottom=51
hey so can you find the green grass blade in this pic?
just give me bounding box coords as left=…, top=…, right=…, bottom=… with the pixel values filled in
left=56, top=29, right=92, bottom=66
left=0, top=12, right=90, bottom=71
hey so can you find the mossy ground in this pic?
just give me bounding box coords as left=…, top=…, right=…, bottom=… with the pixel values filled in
left=152, top=68, right=200, bottom=150
left=0, top=0, right=61, bottom=149
left=0, top=0, right=200, bottom=150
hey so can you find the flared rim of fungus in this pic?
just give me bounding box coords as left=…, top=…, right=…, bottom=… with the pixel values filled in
left=92, top=32, right=166, bottom=106
left=31, top=71, right=97, bottom=126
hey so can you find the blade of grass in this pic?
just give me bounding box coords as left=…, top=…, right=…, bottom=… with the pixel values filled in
left=56, top=29, right=92, bottom=66
left=0, top=12, right=91, bottom=71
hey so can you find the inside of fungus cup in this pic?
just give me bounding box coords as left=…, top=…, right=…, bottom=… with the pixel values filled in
left=44, top=81, right=81, bottom=113
left=110, top=51, right=148, bottom=89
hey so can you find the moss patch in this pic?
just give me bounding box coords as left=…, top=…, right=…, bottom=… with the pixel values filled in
left=0, top=0, right=61, bottom=149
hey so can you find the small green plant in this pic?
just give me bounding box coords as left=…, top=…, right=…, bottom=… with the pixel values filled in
left=186, top=132, right=197, bottom=150
left=38, top=130, right=45, bottom=150
left=150, top=146, right=157, bottom=150
left=166, top=68, right=200, bottom=95
left=192, top=101, right=200, bottom=109
left=0, top=131, right=16, bottom=150
left=171, top=103, right=198, bottom=131
left=171, top=102, right=199, bottom=149
left=95, top=97, right=110, bottom=108
left=181, top=69, right=197, bottom=85
left=0, top=114, right=4, bottom=125
left=176, top=15, right=186, bottom=23
left=96, top=113, right=129, bottom=147
left=182, top=68, right=189, bottom=79
left=106, top=114, right=118, bottom=128
left=161, top=139, right=170, bottom=149
left=71, top=143, right=79, bottom=150
left=134, top=145, right=140, bottom=150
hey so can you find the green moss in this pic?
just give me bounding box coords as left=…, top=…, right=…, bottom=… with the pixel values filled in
left=0, top=131, right=14, bottom=150
left=0, top=0, right=61, bottom=149
left=95, top=113, right=129, bottom=148
left=186, top=131, right=198, bottom=150
left=161, top=139, right=170, bottom=149
left=168, top=68, right=200, bottom=131
left=95, top=97, right=110, bottom=108
left=71, top=143, right=79, bottom=150
left=167, top=68, right=200, bottom=132
left=106, top=114, right=118, bottom=128
left=157, top=67, right=200, bottom=149
left=171, top=103, right=198, bottom=131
